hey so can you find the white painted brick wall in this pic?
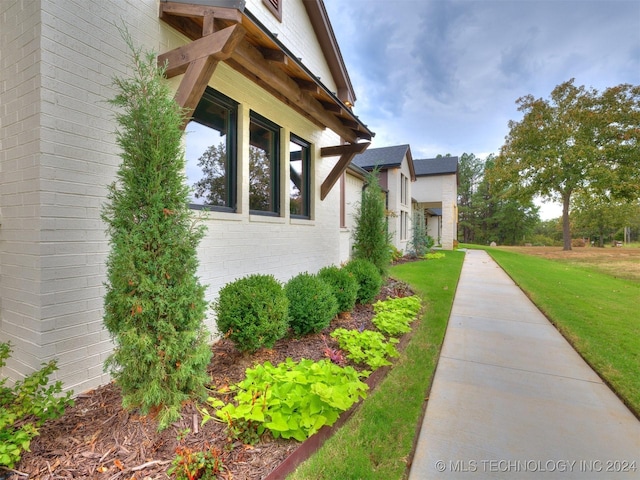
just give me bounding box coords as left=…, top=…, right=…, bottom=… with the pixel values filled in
left=1, top=0, right=348, bottom=393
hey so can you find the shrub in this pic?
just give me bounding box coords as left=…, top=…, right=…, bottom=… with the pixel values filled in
left=317, top=266, right=358, bottom=314
left=0, top=343, right=74, bottom=468
left=101, top=32, right=211, bottom=430
left=344, top=258, right=383, bottom=304
left=352, top=170, right=393, bottom=276
left=215, top=274, right=289, bottom=353
left=285, top=273, right=338, bottom=336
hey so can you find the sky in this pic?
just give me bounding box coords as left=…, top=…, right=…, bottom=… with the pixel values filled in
left=324, top=0, right=640, bottom=219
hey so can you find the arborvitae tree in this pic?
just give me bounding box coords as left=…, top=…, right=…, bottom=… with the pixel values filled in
left=352, top=170, right=392, bottom=276
left=102, top=34, right=211, bottom=430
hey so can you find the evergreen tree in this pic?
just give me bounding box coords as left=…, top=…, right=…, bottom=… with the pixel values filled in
left=352, top=171, right=392, bottom=275
left=102, top=34, right=211, bottom=430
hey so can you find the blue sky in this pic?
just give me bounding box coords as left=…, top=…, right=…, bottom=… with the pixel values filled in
left=324, top=0, right=640, bottom=219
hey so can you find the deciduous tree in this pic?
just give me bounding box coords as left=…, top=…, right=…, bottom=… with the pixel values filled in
left=489, top=79, right=640, bottom=250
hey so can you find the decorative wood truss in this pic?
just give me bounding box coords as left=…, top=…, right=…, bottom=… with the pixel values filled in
left=158, top=1, right=372, bottom=199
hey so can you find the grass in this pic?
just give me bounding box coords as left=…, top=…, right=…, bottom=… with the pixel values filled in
left=476, top=246, right=640, bottom=417
left=288, top=252, right=465, bottom=480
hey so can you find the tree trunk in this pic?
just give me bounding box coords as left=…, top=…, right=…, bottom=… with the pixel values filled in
left=562, top=192, right=572, bottom=251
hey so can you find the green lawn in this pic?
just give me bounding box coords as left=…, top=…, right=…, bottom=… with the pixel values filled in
left=288, top=252, right=465, bottom=480
left=480, top=247, right=640, bottom=417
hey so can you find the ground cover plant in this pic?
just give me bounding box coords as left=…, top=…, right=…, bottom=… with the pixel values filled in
left=203, top=358, right=368, bottom=442
left=0, top=344, right=73, bottom=468
left=371, top=295, right=421, bottom=337
left=290, top=251, right=465, bottom=479
left=481, top=246, right=640, bottom=417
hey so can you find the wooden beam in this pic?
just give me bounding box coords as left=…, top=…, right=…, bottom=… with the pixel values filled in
left=321, top=142, right=370, bottom=157
left=228, top=41, right=359, bottom=143
left=158, top=24, right=245, bottom=78
left=295, top=78, right=320, bottom=94
left=160, top=2, right=243, bottom=22
left=260, top=48, right=288, bottom=64
left=320, top=142, right=370, bottom=200
left=175, top=55, right=220, bottom=120
left=339, top=118, right=360, bottom=130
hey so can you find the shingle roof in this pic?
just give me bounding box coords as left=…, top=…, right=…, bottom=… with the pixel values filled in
left=352, top=144, right=411, bottom=171
left=414, top=156, right=458, bottom=176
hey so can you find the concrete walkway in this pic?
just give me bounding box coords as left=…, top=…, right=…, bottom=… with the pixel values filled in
left=409, top=249, right=640, bottom=479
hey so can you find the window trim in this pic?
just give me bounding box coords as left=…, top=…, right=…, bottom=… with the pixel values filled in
left=249, top=111, right=281, bottom=216
left=188, top=87, right=238, bottom=213
left=289, top=133, right=311, bottom=219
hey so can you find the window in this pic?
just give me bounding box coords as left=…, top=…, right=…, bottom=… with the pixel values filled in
left=250, top=111, right=280, bottom=215
left=289, top=134, right=310, bottom=218
left=186, top=88, right=237, bottom=211
left=263, top=0, right=282, bottom=21
left=400, top=173, right=409, bottom=205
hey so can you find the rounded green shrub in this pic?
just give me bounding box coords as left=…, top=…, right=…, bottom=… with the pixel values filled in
left=285, top=272, right=338, bottom=336
left=344, top=258, right=383, bottom=304
left=317, top=266, right=358, bottom=313
left=214, top=274, right=289, bottom=353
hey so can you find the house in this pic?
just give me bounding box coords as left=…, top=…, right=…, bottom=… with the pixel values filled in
left=350, top=144, right=416, bottom=254
left=0, top=0, right=373, bottom=393
left=413, top=156, right=459, bottom=250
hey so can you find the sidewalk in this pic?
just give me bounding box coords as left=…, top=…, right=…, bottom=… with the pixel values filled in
left=408, top=249, right=640, bottom=479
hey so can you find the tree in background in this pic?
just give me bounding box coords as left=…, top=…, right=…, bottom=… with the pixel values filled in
left=571, top=192, right=639, bottom=247
left=352, top=170, right=392, bottom=276
left=457, top=153, right=485, bottom=243
left=102, top=34, right=211, bottom=430
left=489, top=79, right=640, bottom=250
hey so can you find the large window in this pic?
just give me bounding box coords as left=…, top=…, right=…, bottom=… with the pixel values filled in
left=249, top=112, right=280, bottom=215
left=289, top=135, right=310, bottom=218
left=186, top=88, right=237, bottom=211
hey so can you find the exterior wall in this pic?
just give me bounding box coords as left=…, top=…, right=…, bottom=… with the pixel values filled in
left=339, top=171, right=364, bottom=263
left=245, top=0, right=337, bottom=95
left=413, top=174, right=458, bottom=250
left=0, top=0, right=346, bottom=394
left=381, top=160, right=412, bottom=254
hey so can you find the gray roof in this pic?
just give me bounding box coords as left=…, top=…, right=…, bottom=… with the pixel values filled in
left=352, top=144, right=411, bottom=171
left=414, top=156, right=458, bottom=176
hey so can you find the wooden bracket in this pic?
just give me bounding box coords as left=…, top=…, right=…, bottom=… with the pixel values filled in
left=320, top=142, right=370, bottom=200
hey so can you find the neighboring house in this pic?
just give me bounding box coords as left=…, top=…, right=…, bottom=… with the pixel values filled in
left=0, top=0, right=373, bottom=393
left=350, top=145, right=416, bottom=254
left=413, top=156, right=459, bottom=250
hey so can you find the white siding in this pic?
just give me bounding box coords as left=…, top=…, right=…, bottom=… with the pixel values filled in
left=1, top=0, right=345, bottom=394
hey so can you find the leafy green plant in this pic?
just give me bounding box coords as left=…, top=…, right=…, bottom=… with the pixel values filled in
left=168, top=445, right=225, bottom=480
left=330, top=328, right=399, bottom=371
left=424, top=252, right=446, bottom=260
left=203, top=358, right=368, bottom=442
left=343, top=258, right=383, bottom=304
left=101, top=31, right=211, bottom=430
left=317, top=266, right=358, bottom=314
left=285, top=273, right=338, bottom=336
left=0, top=343, right=74, bottom=468
left=352, top=170, right=393, bottom=276
left=372, top=296, right=421, bottom=337
left=214, top=274, right=289, bottom=353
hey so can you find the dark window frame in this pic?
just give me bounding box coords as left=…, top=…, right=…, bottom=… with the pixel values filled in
left=249, top=111, right=281, bottom=216
left=289, top=134, right=311, bottom=219
left=187, top=87, right=238, bottom=212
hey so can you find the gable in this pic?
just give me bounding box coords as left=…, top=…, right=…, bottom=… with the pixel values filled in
left=351, top=144, right=415, bottom=180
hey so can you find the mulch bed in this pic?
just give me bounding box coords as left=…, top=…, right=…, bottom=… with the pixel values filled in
left=4, top=278, right=413, bottom=480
